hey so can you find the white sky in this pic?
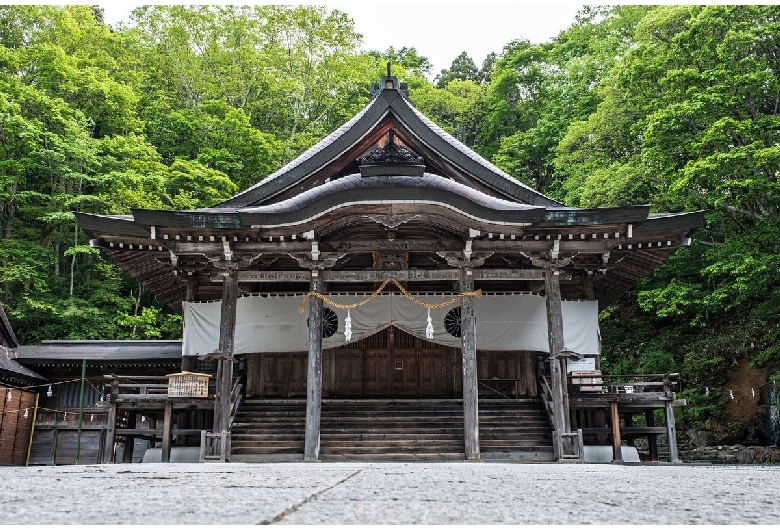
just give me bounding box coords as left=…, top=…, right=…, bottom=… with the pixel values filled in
left=96, top=2, right=585, bottom=76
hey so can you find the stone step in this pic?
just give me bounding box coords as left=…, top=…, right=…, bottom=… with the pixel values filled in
left=230, top=398, right=553, bottom=460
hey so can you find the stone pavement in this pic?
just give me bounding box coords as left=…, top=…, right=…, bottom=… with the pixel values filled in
left=1, top=462, right=778, bottom=525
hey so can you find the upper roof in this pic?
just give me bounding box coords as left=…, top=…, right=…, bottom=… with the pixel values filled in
left=218, top=88, right=562, bottom=208
left=75, top=77, right=704, bottom=311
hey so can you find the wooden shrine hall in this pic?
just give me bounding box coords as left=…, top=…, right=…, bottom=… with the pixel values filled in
left=76, top=70, right=702, bottom=463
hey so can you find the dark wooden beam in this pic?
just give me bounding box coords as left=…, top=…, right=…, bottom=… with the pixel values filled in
left=304, top=271, right=323, bottom=462
left=122, top=411, right=136, bottom=463
left=610, top=401, right=623, bottom=463
left=460, top=266, right=480, bottom=461
left=646, top=409, right=659, bottom=462
left=210, top=268, right=548, bottom=284
left=161, top=401, right=173, bottom=463
left=181, top=274, right=198, bottom=373
left=665, top=401, right=680, bottom=463
left=213, top=266, right=239, bottom=442
left=545, top=268, right=571, bottom=459
left=102, top=392, right=117, bottom=464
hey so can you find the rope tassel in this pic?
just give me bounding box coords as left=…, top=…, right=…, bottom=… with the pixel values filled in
left=344, top=309, right=352, bottom=343
left=425, top=309, right=434, bottom=340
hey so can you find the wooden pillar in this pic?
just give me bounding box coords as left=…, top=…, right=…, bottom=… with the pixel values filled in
left=181, top=273, right=199, bottom=373
left=214, top=266, right=239, bottom=436
left=122, top=411, right=136, bottom=463
left=161, top=401, right=173, bottom=463
left=610, top=401, right=623, bottom=463
left=545, top=268, right=571, bottom=448
left=623, top=412, right=634, bottom=445
left=460, top=266, right=480, bottom=461
left=664, top=401, right=680, bottom=463
left=646, top=409, right=658, bottom=462
left=304, top=271, right=324, bottom=462
left=102, top=400, right=117, bottom=464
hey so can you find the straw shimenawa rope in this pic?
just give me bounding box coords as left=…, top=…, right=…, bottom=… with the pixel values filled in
left=298, top=276, right=481, bottom=313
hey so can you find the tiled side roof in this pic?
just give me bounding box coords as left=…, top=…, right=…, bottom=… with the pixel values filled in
left=14, top=340, right=183, bottom=362
left=0, top=346, right=45, bottom=383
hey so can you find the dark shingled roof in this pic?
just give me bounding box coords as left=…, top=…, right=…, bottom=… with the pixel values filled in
left=217, top=89, right=562, bottom=208
left=1, top=346, right=45, bottom=384
left=14, top=340, right=183, bottom=364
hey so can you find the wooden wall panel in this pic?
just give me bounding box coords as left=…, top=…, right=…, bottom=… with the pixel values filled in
left=53, top=431, right=101, bottom=465
left=28, top=430, right=55, bottom=466
left=243, top=333, right=540, bottom=399
left=419, top=349, right=446, bottom=397
left=333, top=349, right=362, bottom=396
left=0, top=386, right=35, bottom=466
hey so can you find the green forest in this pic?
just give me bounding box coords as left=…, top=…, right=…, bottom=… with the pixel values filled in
left=1, top=5, right=779, bottom=441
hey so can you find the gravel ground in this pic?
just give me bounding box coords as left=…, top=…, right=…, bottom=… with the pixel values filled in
left=1, top=462, right=778, bottom=525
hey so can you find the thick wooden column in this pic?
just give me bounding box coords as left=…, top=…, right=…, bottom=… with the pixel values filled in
left=460, top=267, right=480, bottom=460
left=213, top=266, right=239, bottom=436
left=610, top=401, right=623, bottom=463
left=646, top=410, right=659, bottom=461
left=545, top=268, right=571, bottom=451
left=122, top=412, right=137, bottom=463
left=665, top=402, right=680, bottom=463
left=161, top=401, right=173, bottom=463
left=304, top=271, right=324, bottom=462
left=102, top=399, right=117, bottom=464
left=181, top=272, right=199, bottom=373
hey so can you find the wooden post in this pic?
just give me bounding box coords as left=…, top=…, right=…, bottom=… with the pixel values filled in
left=213, top=266, right=239, bottom=438
left=545, top=268, right=571, bottom=454
left=182, top=272, right=198, bottom=373
left=122, top=411, right=136, bottom=463
left=461, top=266, right=480, bottom=461
left=304, top=271, right=324, bottom=462
left=161, top=401, right=173, bottom=463
left=646, top=409, right=658, bottom=462
left=665, top=401, right=680, bottom=463
left=75, top=358, right=87, bottom=464
left=610, top=401, right=622, bottom=463
left=102, top=380, right=118, bottom=464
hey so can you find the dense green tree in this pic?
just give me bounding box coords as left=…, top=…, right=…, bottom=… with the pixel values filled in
left=435, top=51, right=479, bottom=88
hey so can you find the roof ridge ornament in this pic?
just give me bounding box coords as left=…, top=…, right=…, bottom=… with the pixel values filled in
left=371, top=62, right=409, bottom=98
left=359, top=129, right=425, bottom=177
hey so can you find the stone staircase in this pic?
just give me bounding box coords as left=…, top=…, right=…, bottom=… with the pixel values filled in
left=230, top=398, right=554, bottom=462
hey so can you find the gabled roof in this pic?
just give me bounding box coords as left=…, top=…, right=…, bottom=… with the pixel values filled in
left=218, top=88, right=562, bottom=208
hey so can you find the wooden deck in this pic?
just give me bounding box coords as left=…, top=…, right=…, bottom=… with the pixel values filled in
left=566, top=373, right=683, bottom=463
left=101, top=375, right=240, bottom=463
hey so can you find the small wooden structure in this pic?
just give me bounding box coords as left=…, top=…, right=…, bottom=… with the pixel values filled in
left=100, top=374, right=238, bottom=463
left=75, top=70, right=702, bottom=462
left=568, top=372, right=684, bottom=462
left=14, top=340, right=187, bottom=464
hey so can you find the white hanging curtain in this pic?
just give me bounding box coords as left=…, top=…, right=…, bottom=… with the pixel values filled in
left=182, top=293, right=599, bottom=356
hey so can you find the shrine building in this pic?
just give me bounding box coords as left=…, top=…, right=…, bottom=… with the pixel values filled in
left=76, top=71, right=702, bottom=463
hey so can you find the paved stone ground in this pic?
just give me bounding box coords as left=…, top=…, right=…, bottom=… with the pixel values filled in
left=1, top=462, right=778, bottom=525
